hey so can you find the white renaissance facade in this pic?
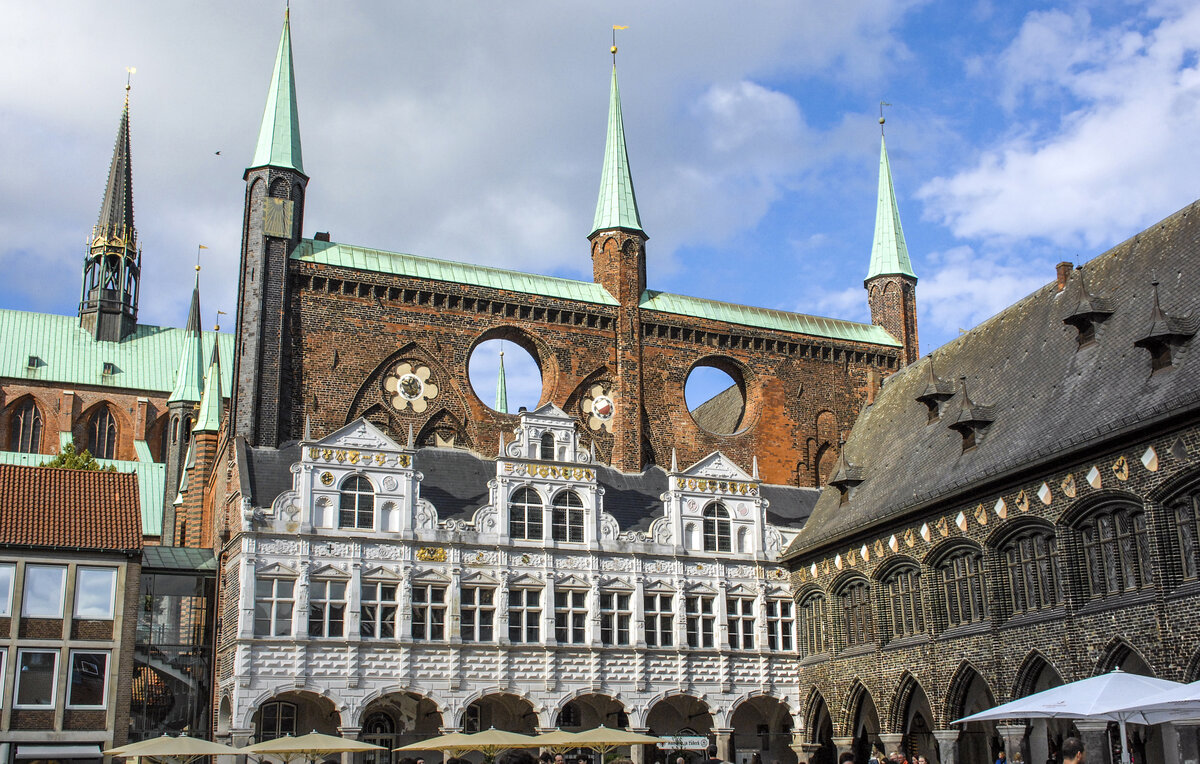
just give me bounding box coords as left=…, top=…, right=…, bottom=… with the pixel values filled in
left=217, top=405, right=804, bottom=764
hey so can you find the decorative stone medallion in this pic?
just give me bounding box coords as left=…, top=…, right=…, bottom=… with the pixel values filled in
left=582, top=383, right=616, bottom=432
left=384, top=361, right=439, bottom=413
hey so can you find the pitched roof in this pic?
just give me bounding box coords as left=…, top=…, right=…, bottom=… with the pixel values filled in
left=787, top=198, right=1200, bottom=558
left=0, top=309, right=234, bottom=394
left=690, top=384, right=745, bottom=434
left=249, top=10, right=304, bottom=174
left=865, top=135, right=916, bottom=281
left=0, top=464, right=142, bottom=552
left=590, top=65, right=644, bottom=237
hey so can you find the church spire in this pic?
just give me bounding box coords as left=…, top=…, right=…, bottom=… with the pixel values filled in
left=495, top=349, right=509, bottom=414
left=194, top=340, right=223, bottom=433
left=865, top=131, right=916, bottom=282
left=168, top=279, right=205, bottom=404
left=249, top=8, right=304, bottom=174
left=590, top=63, right=643, bottom=237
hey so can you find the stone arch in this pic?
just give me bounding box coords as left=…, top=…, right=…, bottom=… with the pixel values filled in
left=75, top=398, right=128, bottom=460
left=1186, top=646, right=1200, bottom=682
left=347, top=340, right=467, bottom=428
left=243, top=687, right=344, bottom=736
left=2, top=392, right=50, bottom=454
left=359, top=403, right=400, bottom=443
left=468, top=325, right=555, bottom=405
left=417, top=407, right=470, bottom=450
left=644, top=693, right=714, bottom=736
left=356, top=690, right=444, bottom=750
left=945, top=661, right=998, bottom=764
left=985, top=515, right=1056, bottom=549
left=888, top=673, right=936, bottom=760
left=554, top=692, right=628, bottom=730
left=147, top=412, right=171, bottom=463
left=841, top=680, right=881, bottom=761
left=268, top=177, right=289, bottom=198
left=1012, top=650, right=1065, bottom=699
left=458, top=689, right=538, bottom=732
left=685, top=354, right=756, bottom=436
left=923, top=537, right=984, bottom=567
left=1095, top=635, right=1156, bottom=676
left=804, top=689, right=836, bottom=764
left=1054, top=488, right=1144, bottom=527
left=217, top=694, right=233, bottom=737
left=729, top=693, right=798, bottom=764
left=872, top=554, right=921, bottom=582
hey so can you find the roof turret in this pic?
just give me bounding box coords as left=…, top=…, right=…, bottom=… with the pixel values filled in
left=167, top=281, right=205, bottom=403
left=590, top=64, right=644, bottom=237
left=865, top=134, right=916, bottom=282
left=193, top=340, right=223, bottom=433
left=249, top=9, right=304, bottom=174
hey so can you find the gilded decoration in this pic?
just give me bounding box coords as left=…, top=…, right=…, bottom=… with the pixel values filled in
left=320, top=471, right=334, bottom=486
left=384, top=361, right=439, bottom=413
left=416, top=547, right=447, bottom=562
left=1113, top=455, right=1130, bottom=481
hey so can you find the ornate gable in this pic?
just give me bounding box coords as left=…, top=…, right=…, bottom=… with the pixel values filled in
left=317, top=418, right=403, bottom=452
left=681, top=451, right=755, bottom=481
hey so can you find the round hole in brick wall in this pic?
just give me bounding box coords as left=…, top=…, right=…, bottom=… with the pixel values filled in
left=685, top=360, right=746, bottom=435
left=468, top=339, right=542, bottom=414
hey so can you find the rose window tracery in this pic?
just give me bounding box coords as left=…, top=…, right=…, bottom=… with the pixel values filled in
left=384, top=362, right=439, bottom=413
left=582, top=383, right=616, bottom=432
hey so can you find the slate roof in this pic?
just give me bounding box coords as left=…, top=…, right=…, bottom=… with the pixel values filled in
left=0, top=464, right=142, bottom=553
left=690, top=385, right=745, bottom=434
left=786, top=199, right=1200, bottom=558
left=242, top=443, right=817, bottom=531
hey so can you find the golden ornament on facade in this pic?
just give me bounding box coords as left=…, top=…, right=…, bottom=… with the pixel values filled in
left=416, top=547, right=447, bottom=562
left=1112, top=455, right=1130, bottom=481
left=1061, top=473, right=1077, bottom=498
left=320, top=472, right=334, bottom=486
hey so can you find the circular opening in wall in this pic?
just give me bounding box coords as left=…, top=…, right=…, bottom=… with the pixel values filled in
left=468, top=339, right=542, bottom=414
left=685, top=361, right=746, bottom=434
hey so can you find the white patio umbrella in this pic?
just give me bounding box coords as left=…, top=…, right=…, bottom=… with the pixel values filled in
left=953, top=669, right=1183, bottom=764
left=1095, top=678, right=1200, bottom=725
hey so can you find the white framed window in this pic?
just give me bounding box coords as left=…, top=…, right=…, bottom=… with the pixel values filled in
left=0, top=563, right=14, bottom=616
left=509, top=488, right=543, bottom=541
left=74, top=567, right=117, bottom=619
left=644, top=592, right=674, bottom=647
left=411, top=583, right=447, bottom=641
left=727, top=596, right=755, bottom=649
left=461, top=586, right=495, bottom=642
left=508, top=588, right=541, bottom=643
left=360, top=581, right=398, bottom=639
left=339, top=475, right=375, bottom=530
left=22, top=565, right=66, bottom=618
left=685, top=594, right=715, bottom=648
left=766, top=599, right=794, bottom=652
left=67, top=650, right=109, bottom=708
left=254, top=578, right=295, bottom=637
left=703, top=504, right=732, bottom=552
left=15, top=649, right=58, bottom=708
left=599, top=592, right=632, bottom=646
left=307, top=580, right=347, bottom=638
left=551, top=490, right=585, bottom=543
left=554, top=589, right=587, bottom=644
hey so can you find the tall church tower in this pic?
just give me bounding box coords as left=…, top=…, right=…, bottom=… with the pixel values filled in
left=79, top=87, right=141, bottom=342
left=162, top=280, right=205, bottom=542
left=588, top=51, right=648, bottom=472
left=232, top=9, right=307, bottom=448
left=865, top=122, right=919, bottom=366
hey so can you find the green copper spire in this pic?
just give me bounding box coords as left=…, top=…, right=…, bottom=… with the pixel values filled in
left=866, top=135, right=916, bottom=282
left=193, top=341, right=223, bottom=433
left=494, top=349, right=508, bottom=414
left=590, top=65, right=644, bottom=237
left=167, top=281, right=205, bottom=403
left=249, top=9, right=304, bottom=174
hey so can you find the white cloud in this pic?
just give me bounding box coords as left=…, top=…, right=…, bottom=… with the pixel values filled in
left=917, top=246, right=1051, bottom=340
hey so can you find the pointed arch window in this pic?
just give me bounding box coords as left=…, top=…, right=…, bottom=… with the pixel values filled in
left=799, top=593, right=829, bottom=656
left=1174, top=493, right=1200, bottom=581
left=703, top=503, right=732, bottom=552
left=839, top=579, right=873, bottom=648
left=938, top=548, right=987, bottom=627
left=882, top=566, right=923, bottom=640
left=339, top=475, right=375, bottom=530
left=551, top=490, right=584, bottom=543
left=509, top=487, right=543, bottom=540
left=1002, top=528, right=1063, bottom=616
left=10, top=400, right=42, bottom=454
left=1079, top=504, right=1153, bottom=598
left=88, top=408, right=117, bottom=460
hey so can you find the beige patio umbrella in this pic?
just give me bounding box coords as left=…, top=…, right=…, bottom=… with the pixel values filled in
left=395, top=731, right=479, bottom=753
left=105, top=734, right=244, bottom=761
left=460, top=728, right=538, bottom=755
left=243, top=731, right=385, bottom=763
left=569, top=726, right=663, bottom=755
left=528, top=729, right=582, bottom=753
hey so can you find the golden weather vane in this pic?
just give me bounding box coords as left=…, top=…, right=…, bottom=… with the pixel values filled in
left=879, top=101, right=892, bottom=134
left=196, top=244, right=208, bottom=272
left=612, top=25, right=628, bottom=63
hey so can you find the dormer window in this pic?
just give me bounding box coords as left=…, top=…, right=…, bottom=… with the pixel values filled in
left=826, top=439, right=863, bottom=504
left=1134, top=282, right=1196, bottom=374
left=102, top=362, right=116, bottom=376
left=948, top=378, right=994, bottom=453
left=26, top=355, right=40, bottom=370
left=539, top=432, right=554, bottom=460
left=914, top=358, right=955, bottom=423
left=1062, top=267, right=1113, bottom=349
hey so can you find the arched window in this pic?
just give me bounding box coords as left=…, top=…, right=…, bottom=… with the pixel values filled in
left=557, top=702, right=582, bottom=728
left=10, top=400, right=42, bottom=453
left=799, top=593, right=829, bottom=656
left=551, top=490, right=584, bottom=543
left=88, top=408, right=117, bottom=460
left=171, top=416, right=179, bottom=445
left=703, top=503, right=732, bottom=552
left=839, top=579, right=873, bottom=648
left=339, top=476, right=375, bottom=530
left=182, top=416, right=193, bottom=446
left=882, top=566, right=923, bottom=640
left=1002, top=528, right=1063, bottom=616
left=539, top=432, right=555, bottom=460
left=938, top=548, right=987, bottom=627
left=509, top=487, right=544, bottom=540
left=256, top=700, right=297, bottom=742
left=1173, top=493, right=1200, bottom=581
left=1079, top=505, right=1153, bottom=598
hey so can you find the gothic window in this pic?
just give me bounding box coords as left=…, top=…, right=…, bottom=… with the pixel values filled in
left=10, top=400, right=42, bottom=453
left=508, top=588, right=541, bottom=643
left=88, top=407, right=117, bottom=460
left=339, top=475, right=374, bottom=530
left=727, top=595, right=755, bottom=649
left=939, top=548, right=987, bottom=627
left=1002, top=528, right=1063, bottom=616
left=540, top=432, right=555, bottom=460
left=551, top=490, right=584, bottom=543
left=411, top=583, right=447, bottom=641
left=360, top=581, right=398, bottom=639
left=1175, top=494, right=1200, bottom=581
left=554, top=589, right=587, bottom=644
left=685, top=594, right=715, bottom=648
left=600, top=591, right=632, bottom=646
left=509, top=487, right=544, bottom=540
left=307, top=580, right=346, bottom=638
left=766, top=598, right=795, bottom=651
left=1079, top=504, right=1153, bottom=598
left=839, top=580, right=873, bottom=648
left=257, top=701, right=297, bottom=742
left=253, top=578, right=294, bottom=637
left=883, top=566, right=923, bottom=640
left=461, top=586, right=496, bottom=642
left=703, top=503, right=732, bottom=552
left=645, top=592, right=674, bottom=647
left=182, top=416, right=192, bottom=446
left=799, top=593, right=829, bottom=656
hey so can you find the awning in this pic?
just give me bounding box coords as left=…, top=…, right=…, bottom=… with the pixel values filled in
left=15, top=745, right=103, bottom=760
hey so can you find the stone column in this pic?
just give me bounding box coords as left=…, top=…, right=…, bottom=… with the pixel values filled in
left=1027, top=718, right=1049, bottom=764
left=996, top=724, right=1026, bottom=763
left=793, top=743, right=823, bottom=764
left=832, top=737, right=854, bottom=762
left=714, top=729, right=735, bottom=762
left=931, top=729, right=959, bottom=764
left=340, top=725, right=363, bottom=764
left=1074, top=720, right=1112, bottom=764
left=230, top=728, right=256, bottom=764
left=878, top=733, right=904, bottom=758
left=1168, top=720, right=1200, bottom=764
left=631, top=727, right=653, bottom=764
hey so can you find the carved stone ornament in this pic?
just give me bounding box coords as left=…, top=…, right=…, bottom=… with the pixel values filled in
left=384, top=361, right=439, bottom=413
left=383, top=476, right=398, bottom=491
left=651, top=517, right=673, bottom=546
left=582, top=383, right=616, bottom=432
left=599, top=512, right=620, bottom=540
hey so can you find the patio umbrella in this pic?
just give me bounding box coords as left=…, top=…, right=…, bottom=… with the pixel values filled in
left=953, top=670, right=1183, bottom=764
left=395, top=732, right=480, bottom=753
left=460, top=728, right=538, bottom=755
left=243, top=731, right=386, bottom=763
left=105, top=734, right=244, bottom=761
left=569, top=726, right=663, bottom=755
left=1095, top=678, right=1200, bottom=725
left=528, top=729, right=582, bottom=753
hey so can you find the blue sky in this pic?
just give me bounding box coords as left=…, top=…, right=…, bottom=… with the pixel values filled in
left=4, top=1, right=1200, bottom=412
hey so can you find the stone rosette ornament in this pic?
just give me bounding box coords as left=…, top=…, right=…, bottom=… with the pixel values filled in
left=385, top=361, right=439, bottom=413
left=581, top=383, right=615, bottom=432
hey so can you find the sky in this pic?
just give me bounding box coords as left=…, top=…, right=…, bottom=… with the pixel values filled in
left=4, top=1, right=1200, bottom=412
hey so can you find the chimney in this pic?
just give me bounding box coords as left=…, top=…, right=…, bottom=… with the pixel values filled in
left=1056, top=261, right=1073, bottom=292
left=315, top=231, right=331, bottom=242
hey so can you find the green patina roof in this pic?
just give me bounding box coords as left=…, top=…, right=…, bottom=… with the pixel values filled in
left=0, top=309, right=234, bottom=393
left=193, top=344, right=223, bottom=433
left=590, top=65, right=644, bottom=237
left=291, top=239, right=620, bottom=305
left=167, top=284, right=205, bottom=403
left=866, top=135, right=916, bottom=282
left=0, top=449, right=164, bottom=538
left=495, top=350, right=508, bottom=414
left=640, top=290, right=902, bottom=346
left=249, top=10, right=304, bottom=174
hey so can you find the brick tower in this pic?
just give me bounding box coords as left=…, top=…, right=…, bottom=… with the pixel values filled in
left=864, top=124, right=919, bottom=365
left=588, top=57, right=649, bottom=472
left=232, top=9, right=308, bottom=447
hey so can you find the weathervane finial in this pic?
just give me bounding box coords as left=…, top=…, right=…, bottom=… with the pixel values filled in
left=879, top=101, right=891, bottom=135
left=124, top=67, right=136, bottom=106
left=612, top=25, right=628, bottom=64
